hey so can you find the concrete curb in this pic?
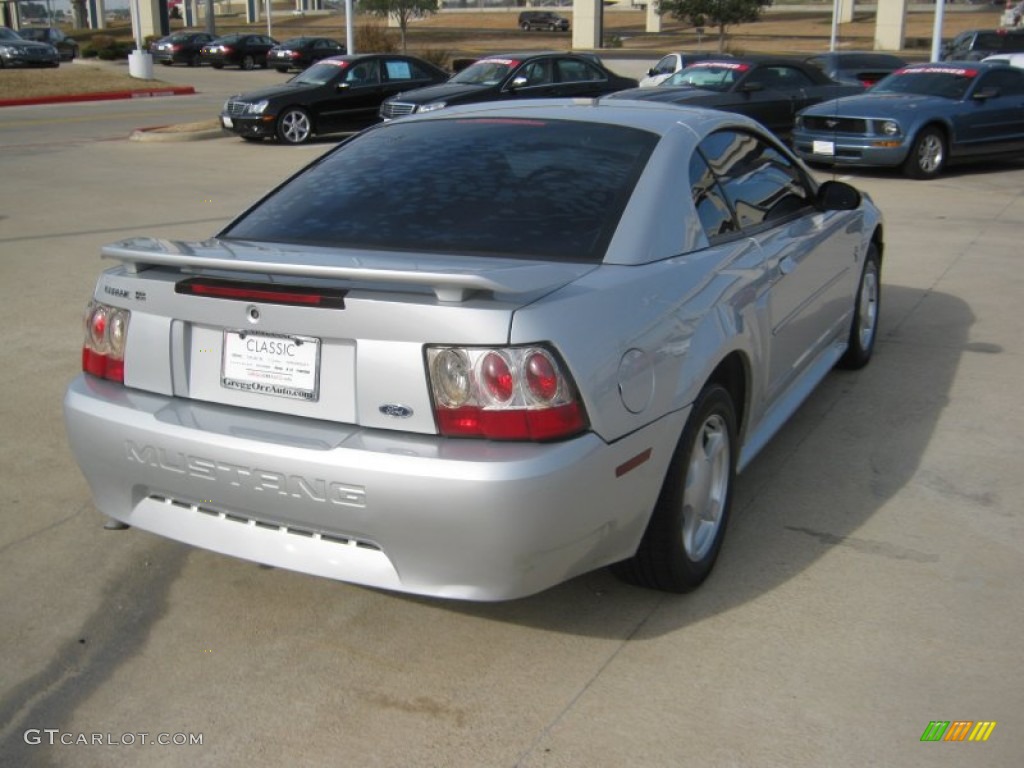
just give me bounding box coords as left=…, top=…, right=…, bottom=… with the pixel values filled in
left=0, top=85, right=196, bottom=108
left=129, top=120, right=229, bottom=142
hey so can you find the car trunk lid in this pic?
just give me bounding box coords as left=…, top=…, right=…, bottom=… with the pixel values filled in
left=97, top=237, right=594, bottom=435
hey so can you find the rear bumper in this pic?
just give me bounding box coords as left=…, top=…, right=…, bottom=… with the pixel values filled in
left=64, top=375, right=683, bottom=600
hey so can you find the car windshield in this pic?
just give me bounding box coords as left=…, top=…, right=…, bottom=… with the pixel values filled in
left=450, top=59, right=518, bottom=86
left=279, top=37, right=308, bottom=48
left=222, top=117, right=659, bottom=262
left=664, top=63, right=748, bottom=91
left=872, top=66, right=976, bottom=99
left=290, top=59, right=345, bottom=85
left=17, top=28, right=46, bottom=41
left=0, top=27, right=24, bottom=41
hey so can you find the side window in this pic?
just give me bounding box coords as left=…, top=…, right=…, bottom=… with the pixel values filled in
left=698, top=130, right=814, bottom=231
left=346, top=60, right=380, bottom=86
left=746, top=66, right=814, bottom=91
left=654, top=55, right=676, bottom=75
left=977, top=69, right=1024, bottom=96
left=556, top=58, right=603, bottom=83
left=519, top=59, right=553, bottom=86
left=384, top=59, right=411, bottom=81
left=689, top=152, right=738, bottom=241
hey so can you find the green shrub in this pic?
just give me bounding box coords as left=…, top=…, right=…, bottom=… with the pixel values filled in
left=84, top=33, right=133, bottom=60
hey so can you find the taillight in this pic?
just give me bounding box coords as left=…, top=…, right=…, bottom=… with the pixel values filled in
left=82, top=301, right=129, bottom=383
left=426, top=346, right=587, bottom=441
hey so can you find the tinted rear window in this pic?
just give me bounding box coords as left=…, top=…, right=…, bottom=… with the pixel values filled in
left=223, top=117, right=658, bottom=262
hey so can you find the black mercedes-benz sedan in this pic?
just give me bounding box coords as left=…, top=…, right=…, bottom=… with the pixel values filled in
left=220, top=54, right=451, bottom=144
left=379, top=52, right=637, bottom=120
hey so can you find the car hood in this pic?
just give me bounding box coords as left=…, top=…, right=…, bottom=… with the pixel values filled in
left=389, top=82, right=488, bottom=105
left=801, top=92, right=954, bottom=118
left=607, top=85, right=714, bottom=104
left=3, top=38, right=55, bottom=51
left=228, top=82, right=320, bottom=103
left=102, top=237, right=596, bottom=303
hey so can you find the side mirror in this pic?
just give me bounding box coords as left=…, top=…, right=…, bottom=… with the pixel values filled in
left=510, top=75, right=529, bottom=89
left=816, top=180, right=861, bottom=212
left=647, top=67, right=657, bottom=76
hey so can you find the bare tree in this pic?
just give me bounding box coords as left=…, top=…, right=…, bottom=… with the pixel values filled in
left=657, top=0, right=773, bottom=53
left=359, top=0, right=440, bottom=53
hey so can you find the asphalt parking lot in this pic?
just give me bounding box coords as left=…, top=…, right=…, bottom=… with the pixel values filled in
left=1, top=91, right=1022, bottom=766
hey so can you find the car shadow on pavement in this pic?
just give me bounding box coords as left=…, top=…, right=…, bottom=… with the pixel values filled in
left=431, top=285, right=974, bottom=637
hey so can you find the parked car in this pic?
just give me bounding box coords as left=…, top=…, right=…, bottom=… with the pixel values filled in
left=639, top=52, right=730, bottom=87
left=792, top=61, right=1024, bottom=179
left=200, top=33, right=278, bottom=70
left=983, top=52, right=1024, bottom=68
left=379, top=52, right=636, bottom=119
left=64, top=99, right=882, bottom=601
left=607, top=57, right=862, bottom=140
left=150, top=31, right=217, bottom=67
left=803, top=51, right=907, bottom=87
left=518, top=11, right=569, bottom=31
left=221, top=54, right=450, bottom=143
left=17, top=26, right=78, bottom=61
left=0, top=26, right=60, bottom=68
left=267, top=36, right=346, bottom=73
left=940, top=28, right=1024, bottom=61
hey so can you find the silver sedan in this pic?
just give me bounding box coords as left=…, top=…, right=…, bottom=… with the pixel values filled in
left=63, top=100, right=883, bottom=600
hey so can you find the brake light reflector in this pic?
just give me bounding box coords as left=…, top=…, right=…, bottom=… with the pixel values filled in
left=176, top=277, right=347, bottom=308
left=480, top=352, right=514, bottom=404
left=82, top=301, right=130, bottom=383
left=426, top=345, right=587, bottom=441
left=525, top=350, right=559, bottom=402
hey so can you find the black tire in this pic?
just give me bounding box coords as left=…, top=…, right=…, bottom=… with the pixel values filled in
left=275, top=66, right=289, bottom=73
left=902, top=126, right=946, bottom=180
left=241, top=54, right=256, bottom=71
left=276, top=107, right=312, bottom=145
left=211, top=63, right=223, bottom=69
left=520, top=22, right=530, bottom=30
left=160, top=60, right=172, bottom=66
left=837, top=243, right=881, bottom=370
left=612, top=383, right=737, bottom=592
left=241, top=136, right=264, bottom=143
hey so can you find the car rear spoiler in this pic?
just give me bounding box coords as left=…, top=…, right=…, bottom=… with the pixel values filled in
left=101, top=238, right=593, bottom=303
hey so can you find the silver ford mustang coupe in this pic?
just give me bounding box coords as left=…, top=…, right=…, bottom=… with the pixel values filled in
left=63, top=100, right=883, bottom=600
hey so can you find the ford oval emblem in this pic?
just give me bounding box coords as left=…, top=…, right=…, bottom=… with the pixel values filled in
left=379, top=404, right=414, bottom=419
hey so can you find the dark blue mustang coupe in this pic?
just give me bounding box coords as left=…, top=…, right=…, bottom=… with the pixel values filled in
left=792, top=61, right=1024, bottom=179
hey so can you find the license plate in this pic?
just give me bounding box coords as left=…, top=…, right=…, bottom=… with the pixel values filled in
left=221, top=116, right=233, bottom=128
left=221, top=331, right=320, bottom=401
left=812, top=140, right=835, bottom=156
